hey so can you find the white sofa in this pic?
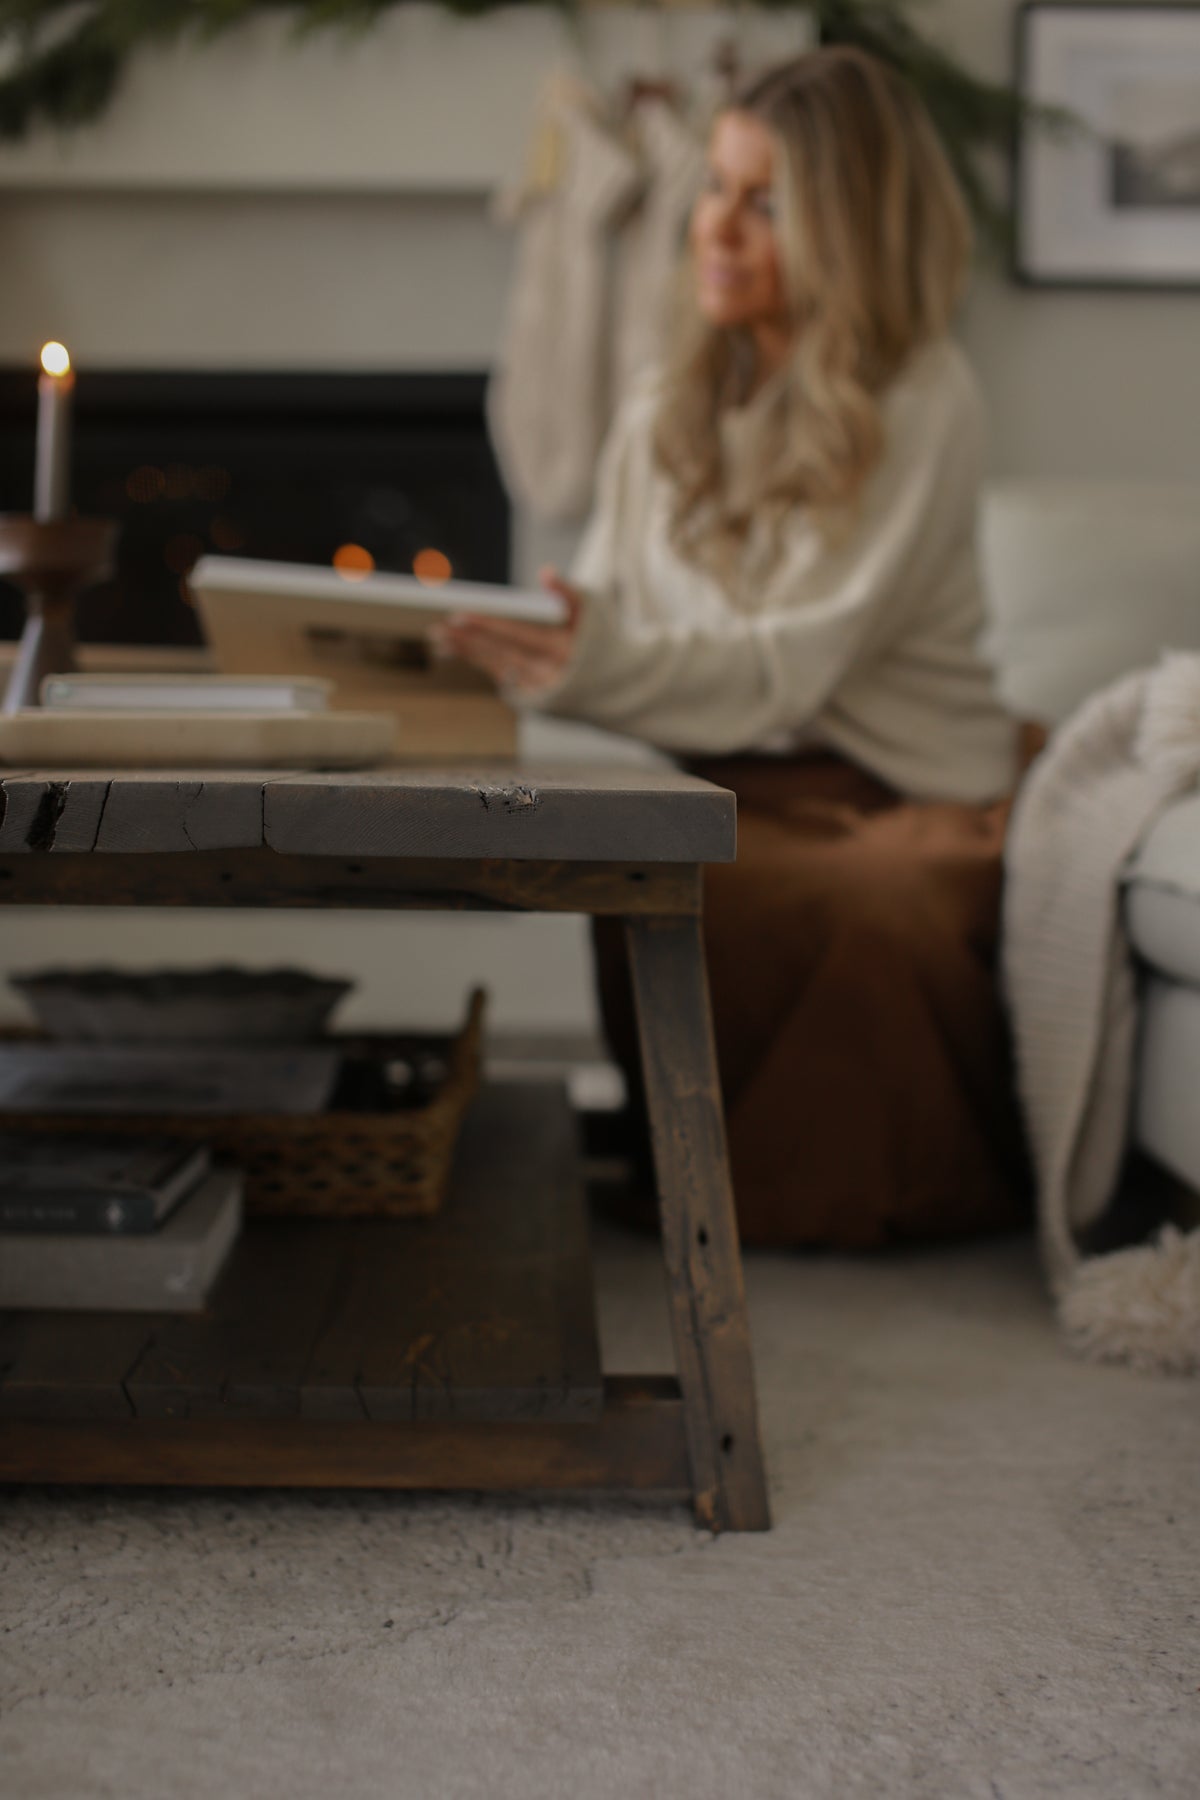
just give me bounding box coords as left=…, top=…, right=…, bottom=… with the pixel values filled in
left=981, top=479, right=1200, bottom=1197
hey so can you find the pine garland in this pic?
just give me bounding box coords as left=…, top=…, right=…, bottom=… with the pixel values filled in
left=0, top=0, right=1032, bottom=248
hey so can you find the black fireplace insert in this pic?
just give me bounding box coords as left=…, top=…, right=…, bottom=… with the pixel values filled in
left=0, top=369, right=510, bottom=646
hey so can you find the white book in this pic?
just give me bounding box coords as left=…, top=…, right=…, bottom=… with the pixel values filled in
left=0, top=1166, right=243, bottom=1312
left=40, top=674, right=333, bottom=713
left=189, top=555, right=567, bottom=625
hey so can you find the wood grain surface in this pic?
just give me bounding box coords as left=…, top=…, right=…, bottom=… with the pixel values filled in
left=0, top=765, right=735, bottom=864
left=626, top=915, right=771, bottom=1533
left=0, top=850, right=701, bottom=916
left=0, top=1377, right=689, bottom=1492
left=0, top=1085, right=603, bottom=1428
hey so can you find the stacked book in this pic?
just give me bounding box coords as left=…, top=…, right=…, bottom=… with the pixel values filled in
left=0, top=673, right=393, bottom=768
left=0, top=1135, right=242, bottom=1312
left=39, top=673, right=331, bottom=712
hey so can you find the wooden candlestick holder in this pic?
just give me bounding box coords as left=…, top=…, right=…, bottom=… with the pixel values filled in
left=0, top=516, right=118, bottom=715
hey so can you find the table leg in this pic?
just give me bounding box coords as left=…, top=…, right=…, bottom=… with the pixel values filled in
left=624, top=912, right=770, bottom=1532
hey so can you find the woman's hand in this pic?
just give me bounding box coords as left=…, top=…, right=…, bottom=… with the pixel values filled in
left=429, top=568, right=584, bottom=694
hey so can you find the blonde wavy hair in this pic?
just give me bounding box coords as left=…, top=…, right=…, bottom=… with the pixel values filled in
left=653, top=46, right=972, bottom=591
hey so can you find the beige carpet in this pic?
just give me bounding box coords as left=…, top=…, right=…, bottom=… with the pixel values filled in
left=2, top=1226, right=1197, bottom=1800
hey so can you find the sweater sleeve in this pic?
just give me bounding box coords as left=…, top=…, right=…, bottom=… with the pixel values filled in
left=518, top=351, right=984, bottom=756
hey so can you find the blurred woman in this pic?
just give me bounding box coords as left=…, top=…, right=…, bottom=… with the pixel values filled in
left=437, top=48, right=1029, bottom=1247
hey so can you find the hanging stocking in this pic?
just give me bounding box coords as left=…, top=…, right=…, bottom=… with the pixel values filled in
left=611, top=97, right=706, bottom=405
left=487, top=83, right=641, bottom=522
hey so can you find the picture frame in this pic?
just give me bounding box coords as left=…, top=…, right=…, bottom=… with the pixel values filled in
left=1015, top=2, right=1200, bottom=289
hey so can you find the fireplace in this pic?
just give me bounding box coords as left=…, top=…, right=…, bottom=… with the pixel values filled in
left=0, top=370, right=510, bottom=647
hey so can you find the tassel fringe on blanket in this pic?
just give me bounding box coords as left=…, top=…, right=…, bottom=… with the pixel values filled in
left=1003, top=651, right=1200, bottom=1375
left=1059, top=1225, right=1200, bottom=1375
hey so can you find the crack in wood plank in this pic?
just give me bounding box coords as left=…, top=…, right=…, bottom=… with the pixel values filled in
left=25, top=782, right=69, bottom=851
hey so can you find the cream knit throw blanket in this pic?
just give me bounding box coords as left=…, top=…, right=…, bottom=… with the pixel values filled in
left=1003, top=652, right=1200, bottom=1375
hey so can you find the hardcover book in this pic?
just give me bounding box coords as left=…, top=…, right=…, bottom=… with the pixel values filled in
left=0, top=1135, right=211, bottom=1234
left=40, top=674, right=333, bottom=713
left=189, top=554, right=543, bottom=760
left=189, top=555, right=566, bottom=630
left=0, top=709, right=393, bottom=771
left=0, top=1166, right=244, bottom=1312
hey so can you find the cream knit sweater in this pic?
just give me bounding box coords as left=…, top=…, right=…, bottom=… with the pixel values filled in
left=520, top=337, right=1017, bottom=803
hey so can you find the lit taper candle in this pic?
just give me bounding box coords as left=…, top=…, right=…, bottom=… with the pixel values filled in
left=34, top=341, right=74, bottom=522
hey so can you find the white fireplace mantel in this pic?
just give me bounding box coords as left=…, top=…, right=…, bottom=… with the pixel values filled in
left=0, top=7, right=812, bottom=195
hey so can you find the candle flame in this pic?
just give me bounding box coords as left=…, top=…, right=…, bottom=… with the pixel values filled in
left=40, top=342, right=71, bottom=378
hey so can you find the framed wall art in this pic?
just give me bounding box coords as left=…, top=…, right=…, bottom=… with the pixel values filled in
left=1015, top=2, right=1200, bottom=288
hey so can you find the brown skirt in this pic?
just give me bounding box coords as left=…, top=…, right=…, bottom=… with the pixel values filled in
left=593, top=752, right=1032, bottom=1250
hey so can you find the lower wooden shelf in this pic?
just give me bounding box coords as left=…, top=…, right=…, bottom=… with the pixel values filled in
left=0, top=1082, right=605, bottom=1429
left=0, top=1377, right=691, bottom=1493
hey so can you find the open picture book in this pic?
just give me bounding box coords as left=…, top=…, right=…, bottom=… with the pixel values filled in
left=187, top=554, right=566, bottom=759
left=189, top=556, right=567, bottom=631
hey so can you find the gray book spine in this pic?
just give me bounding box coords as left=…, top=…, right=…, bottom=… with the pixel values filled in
left=0, top=1193, right=162, bottom=1234
left=0, top=1170, right=243, bottom=1312
left=0, top=1143, right=211, bottom=1235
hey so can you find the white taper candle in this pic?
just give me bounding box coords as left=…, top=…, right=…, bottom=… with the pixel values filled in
left=34, top=342, right=74, bottom=522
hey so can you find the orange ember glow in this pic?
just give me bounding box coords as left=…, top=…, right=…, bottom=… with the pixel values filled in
left=332, top=543, right=376, bottom=580
left=413, top=548, right=452, bottom=585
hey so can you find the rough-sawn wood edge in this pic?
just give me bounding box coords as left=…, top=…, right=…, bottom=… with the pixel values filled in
left=0, top=766, right=736, bottom=864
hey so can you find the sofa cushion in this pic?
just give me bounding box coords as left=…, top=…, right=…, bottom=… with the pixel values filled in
left=1124, top=792, right=1200, bottom=986
left=1134, top=975, right=1200, bottom=1190
left=980, top=481, right=1200, bottom=727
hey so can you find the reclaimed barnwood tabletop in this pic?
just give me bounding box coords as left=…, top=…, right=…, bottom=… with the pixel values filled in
left=0, top=764, right=769, bottom=1531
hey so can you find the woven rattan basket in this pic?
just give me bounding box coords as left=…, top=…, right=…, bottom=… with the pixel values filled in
left=0, top=987, right=486, bottom=1220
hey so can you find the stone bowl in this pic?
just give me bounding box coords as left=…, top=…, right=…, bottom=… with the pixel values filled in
left=9, top=966, right=355, bottom=1043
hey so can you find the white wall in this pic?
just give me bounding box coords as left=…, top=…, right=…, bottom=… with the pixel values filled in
left=938, top=0, right=1200, bottom=481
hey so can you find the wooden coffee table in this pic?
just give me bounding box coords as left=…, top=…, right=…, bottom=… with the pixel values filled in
left=0, top=764, right=769, bottom=1532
